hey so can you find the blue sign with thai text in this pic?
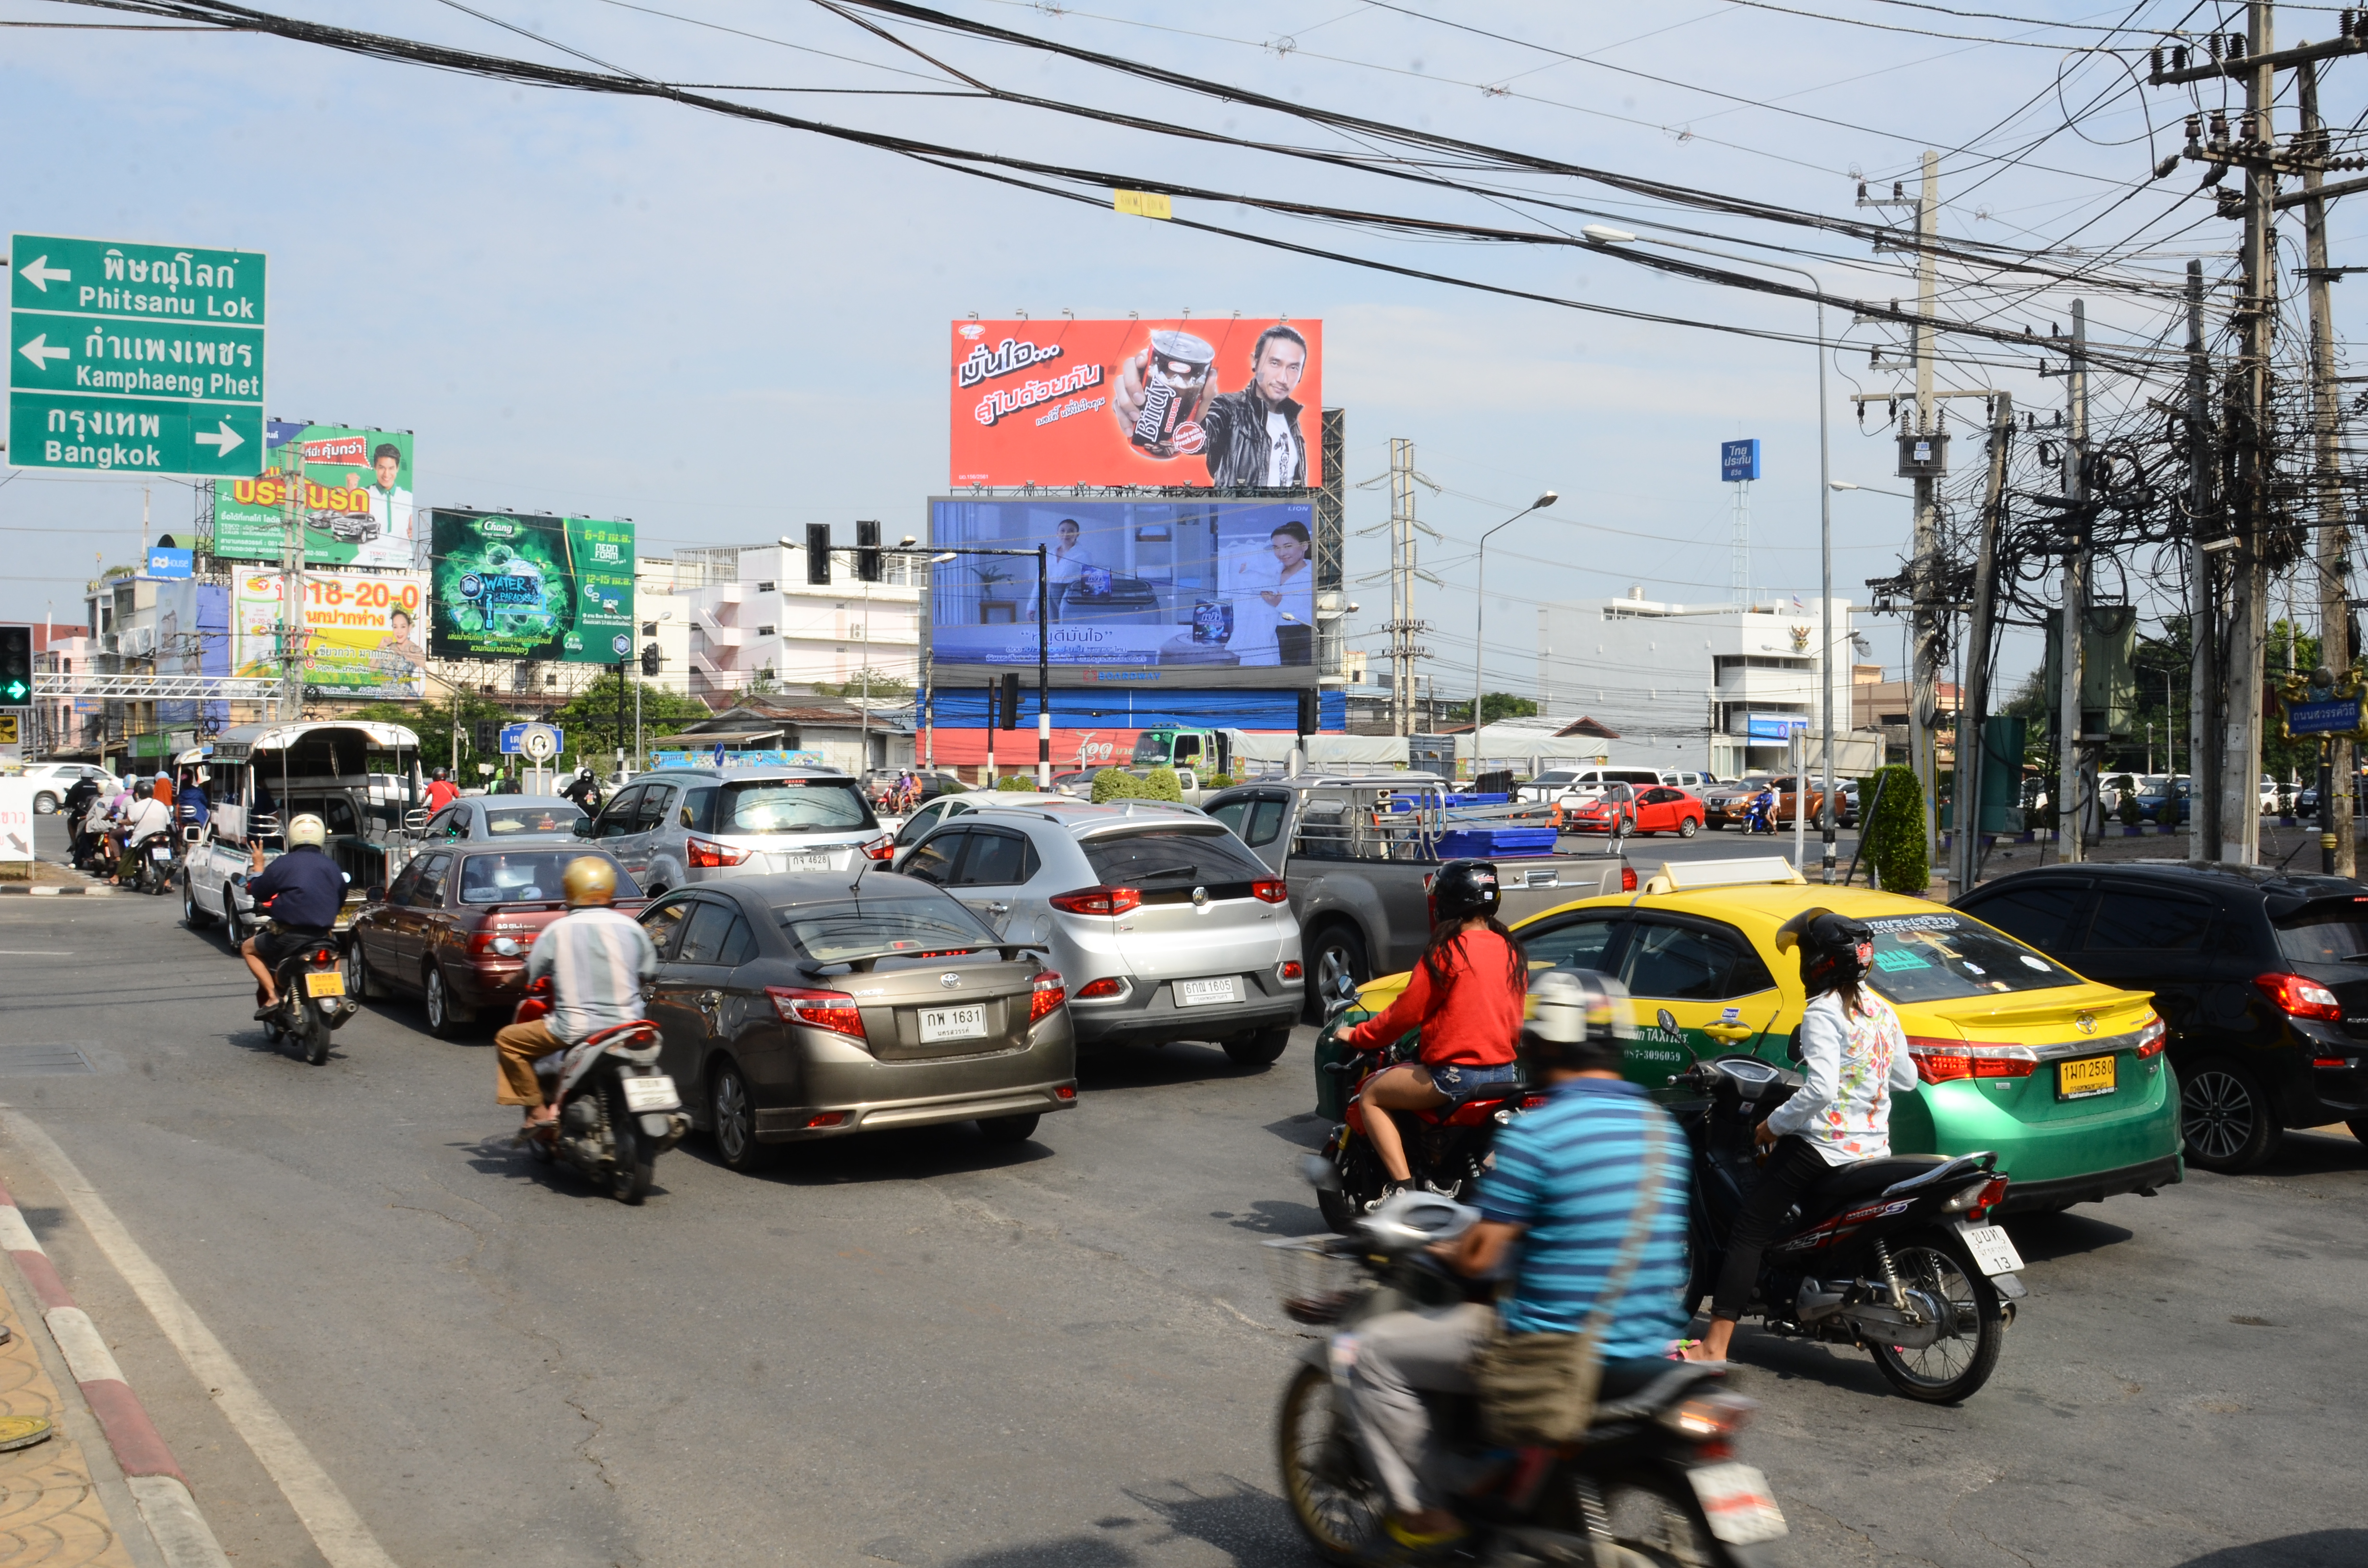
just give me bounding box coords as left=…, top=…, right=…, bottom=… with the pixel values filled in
left=2288, top=698, right=2361, bottom=735
left=1720, top=439, right=1761, bottom=483
left=1746, top=712, right=1808, bottom=741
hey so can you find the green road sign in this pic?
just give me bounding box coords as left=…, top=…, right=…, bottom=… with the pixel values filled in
left=7, top=233, right=266, bottom=476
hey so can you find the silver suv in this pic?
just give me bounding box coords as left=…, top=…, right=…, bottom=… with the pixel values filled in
left=575, top=767, right=888, bottom=894
left=897, top=800, right=1302, bottom=1067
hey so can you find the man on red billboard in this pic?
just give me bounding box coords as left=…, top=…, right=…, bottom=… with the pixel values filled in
left=1112, top=324, right=1310, bottom=488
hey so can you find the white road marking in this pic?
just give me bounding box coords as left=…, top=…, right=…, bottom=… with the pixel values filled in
left=0, top=949, right=77, bottom=954
left=0, top=1107, right=401, bottom=1568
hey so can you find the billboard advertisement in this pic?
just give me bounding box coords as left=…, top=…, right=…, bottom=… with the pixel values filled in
left=212, top=422, right=418, bottom=569
left=428, top=510, right=635, bottom=664
left=229, top=567, right=428, bottom=699
left=929, top=498, right=1315, bottom=677
left=949, top=318, right=1321, bottom=489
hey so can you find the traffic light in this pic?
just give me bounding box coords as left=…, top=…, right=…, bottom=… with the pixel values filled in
left=806, top=523, right=832, bottom=586
left=0, top=625, right=29, bottom=707
left=1297, top=688, right=1320, bottom=735
left=641, top=642, right=662, bottom=677
left=999, top=673, right=1021, bottom=731
left=473, top=719, right=501, bottom=755
left=855, top=519, right=882, bottom=583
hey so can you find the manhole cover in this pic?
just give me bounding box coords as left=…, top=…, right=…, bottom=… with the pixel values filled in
left=0, top=1044, right=95, bottom=1076
left=0, top=1415, right=53, bottom=1452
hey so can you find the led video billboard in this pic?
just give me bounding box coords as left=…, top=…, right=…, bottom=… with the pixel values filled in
left=427, top=510, right=635, bottom=664
left=929, top=498, right=1315, bottom=676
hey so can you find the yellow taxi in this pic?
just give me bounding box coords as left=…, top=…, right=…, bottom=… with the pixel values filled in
left=1326, top=856, right=2184, bottom=1213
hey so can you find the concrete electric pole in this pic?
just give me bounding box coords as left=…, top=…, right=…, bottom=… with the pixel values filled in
left=2058, top=301, right=2090, bottom=863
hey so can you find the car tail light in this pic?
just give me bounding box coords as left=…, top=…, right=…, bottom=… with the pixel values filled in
left=469, top=931, right=530, bottom=958
left=1252, top=878, right=1289, bottom=904
left=1049, top=885, right=1141, bottom=917
left=2256, top=972, right=2343, bottom=1021
left=2314, top=1056, right=2357, bottom=1069
left=2133, top=1015, right=2167, bottom=1058
left=1054, top=1084, right=1076, bottom=1101
left=1073, top=977, right=1124, bottom=1000
left=1278, top=959, right=1304, bottom=981
left=687, top=835, right=751, bottom=869
left=803, top=1112, right=849, bottom=1129
left=861, top=834, right=895, bottom=862
left=1907, top=1037, right=2036, bottom=1082
left=1029, top=970, right=1067, bottom=1026
left=766, top=986, right=865, bottom=1039
left=1620, top=866, right=1638, bottom=892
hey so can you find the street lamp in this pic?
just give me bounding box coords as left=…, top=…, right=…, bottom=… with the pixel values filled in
left=1473, top=491, right=1558, bottom=743
left=1587, top=225, right=1835, bottom=879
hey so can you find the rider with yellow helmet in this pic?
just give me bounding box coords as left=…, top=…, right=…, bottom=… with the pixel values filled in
left=494, top=856, right=660, bottom=1133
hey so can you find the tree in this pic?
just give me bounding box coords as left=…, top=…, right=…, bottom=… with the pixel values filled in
left=1479, top=692, right=1539, bottom=726
left=745, top=664, right=778, bottom=696
left=551, top=674, right=712, bottom=766
left=344, top=691, right=513, bottom=775
left=814, top=666, right=913, bottom=700
left=1858, top=765, right=1930, bottom=894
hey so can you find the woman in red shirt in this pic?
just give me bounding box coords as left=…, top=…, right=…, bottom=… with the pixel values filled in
left=1338, top=860, right=1529, bottom=1195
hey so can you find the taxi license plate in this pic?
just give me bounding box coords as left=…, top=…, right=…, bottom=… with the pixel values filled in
left=1177, top=977, right=1241, bottom=1008
left=303, top=970, right=346, bottom=999
left=620, top=1074, right=680, bottom=1112
left=1686, top=1462, right=1787, bottom=1545
left=921, top=1005, right=987, bottom=1043
left=2058, top=1053, right=2117, bottom=1100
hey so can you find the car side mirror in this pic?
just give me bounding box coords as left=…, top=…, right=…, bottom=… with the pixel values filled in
left=365, top=884, right=387, bottom=902
left=573, top=818, right=595, bottom=837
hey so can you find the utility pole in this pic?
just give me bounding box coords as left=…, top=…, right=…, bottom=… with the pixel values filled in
left=2058, top=301, right=2090, bottom=864
left=1381, top=438, right=1433, bottom=736
left=2300, top=59, right=2356, bottom=875
left=279, top=441, right=305, bottom=722
left=1952, top=394, right=2013, bottom=897
left=2186, top=260, right=2223, bottom=861
left=1909, top=150, right=1941, bottom=869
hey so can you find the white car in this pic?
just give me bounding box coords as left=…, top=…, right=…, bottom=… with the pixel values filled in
left=19, top=762, right=113, bottom=815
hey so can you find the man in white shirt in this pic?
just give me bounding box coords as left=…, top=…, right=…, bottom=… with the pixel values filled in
left=352, top=442, right=416, bottom=569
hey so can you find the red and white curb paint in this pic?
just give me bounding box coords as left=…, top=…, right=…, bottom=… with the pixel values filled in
left=0, top=1177, right=231, bottom=1568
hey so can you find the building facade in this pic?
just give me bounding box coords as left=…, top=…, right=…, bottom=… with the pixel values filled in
left=675, top=543, right=922, bottom=710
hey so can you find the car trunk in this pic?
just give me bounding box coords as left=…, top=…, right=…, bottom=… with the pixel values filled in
left=1912, top=988, right=2159, bottom=1130
left=719, top=838, right=863, bottom=874
left=855, top=956, right=1046, bottom=1062
left=1112, top=885, right=1286, bottom=1009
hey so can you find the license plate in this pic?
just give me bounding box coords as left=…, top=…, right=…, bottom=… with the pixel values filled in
left=1687, top=1462, right=1787, bottom=1545
left=783, top=851, right=830, bottom=873
left=303, top=970, right=346, bottom=999
left=921, top=1004, right=987, bottom=1043
left=620, top=1074, right=680, bottom=1112
left=2058, top=1053, right=2117, bottom=1099
left=1176, top=977, right=1241, bottom=1008
left=1958, top=1222, right=2025, bottom=1277
left=150, top=845, right=172, bottom=860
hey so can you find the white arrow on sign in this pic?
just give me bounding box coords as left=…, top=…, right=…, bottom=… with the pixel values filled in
left=192, top=420, right=245, bottom=458
left=17, top=256, right=70, bottom=292
left=17, top=334, right=68, bottom=370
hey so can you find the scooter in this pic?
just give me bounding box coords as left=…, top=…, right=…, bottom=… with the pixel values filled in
left=1671, top=1054, right=2025, bottom=1402
left=125, top=831, right=175, bottom=895
left=1270, top=1186, right=1788, bottom=1567
left=511, top=976, right=688, bottom=1205
left=1307, top=961, right=1538, bottom=1232
left=255, top=924, right=359, bottom=1065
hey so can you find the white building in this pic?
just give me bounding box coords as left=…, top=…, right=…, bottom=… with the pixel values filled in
left=676, top=543, right=923, bottom=710
left=1535, top=588, right=1875, bottom=779
left=633, top=556, right=691, bottom=697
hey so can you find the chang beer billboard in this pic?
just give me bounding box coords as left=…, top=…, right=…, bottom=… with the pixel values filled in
left=427, top=510, right=635, bottom=664
left=211, top=422, right=416, bottom=570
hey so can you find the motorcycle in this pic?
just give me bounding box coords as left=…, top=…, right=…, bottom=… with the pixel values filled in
left=1672, top=1054, right=2024, bottom=1403
left=1270, top=1186, right=1789, bottom=1567
left=256, top=924, right=359, bottom=1065
left=1741, top=795, right=1778, bottom=835
left=1308, top=961, right=1539, bottom=1233
left=512, top=976, right=688, bottom=1206
left=125, top=832, right=175, bottom=896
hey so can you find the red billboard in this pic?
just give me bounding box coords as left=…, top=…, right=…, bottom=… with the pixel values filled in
left=950, top=318, right=1322, bottom=489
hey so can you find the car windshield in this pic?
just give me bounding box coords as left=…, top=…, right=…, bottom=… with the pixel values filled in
left=457, top=851, right=641, bottom=904
left=1860, top=910, right=2081, bottom=1002
left=777, top=896, right=999, bottom=963
left=1082, top=825, right=1270, bottom=884
left=483, top=805, right=586, bottom=835
left=2274, top=905, right=2368, bottom=966
left=715, top=779, right=875, bottom=835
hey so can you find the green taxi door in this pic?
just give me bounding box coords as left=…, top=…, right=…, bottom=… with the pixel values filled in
left=1615, top=914, right=1786, bottom=1087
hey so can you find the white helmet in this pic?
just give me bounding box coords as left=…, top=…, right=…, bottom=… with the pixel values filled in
left=288, top=813, right=327, bottom=847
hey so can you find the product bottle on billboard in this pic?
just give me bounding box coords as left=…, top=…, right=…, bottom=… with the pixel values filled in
left=428, top=510, right=636, bottom=664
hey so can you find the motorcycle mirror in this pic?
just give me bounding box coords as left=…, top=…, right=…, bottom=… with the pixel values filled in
left=1300, top=1152, right=1343, bottom=1192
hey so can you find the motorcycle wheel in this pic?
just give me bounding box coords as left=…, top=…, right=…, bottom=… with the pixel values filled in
left=1867, top=1228, right=2005, bottom=1403
left=1317, top=1144, right=1381, bottom=1235
left=1277, top=1362, right=1384, bottom=1565
left=301, top=1000, right=332, bottom=1066
left=605, top=1081, right=654, bottom=1206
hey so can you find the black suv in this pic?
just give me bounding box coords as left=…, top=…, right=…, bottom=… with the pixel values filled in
left=1955, top=861, right=2368, bottom=1173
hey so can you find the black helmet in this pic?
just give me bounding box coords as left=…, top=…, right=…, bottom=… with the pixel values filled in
left=434, top=766, right=450, bottom=780
left=1775, top=907, right=1875, bottom=998
left=1427, top=859, right=1501, bottom=925
left=1523, top=968, right=1634, bottom=1074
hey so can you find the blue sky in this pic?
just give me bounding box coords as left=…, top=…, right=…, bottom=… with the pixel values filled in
left=3, top=1, right=2355, bottom=703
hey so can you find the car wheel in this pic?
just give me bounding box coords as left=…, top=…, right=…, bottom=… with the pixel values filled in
left=2350, top=1117, right=2368, bottom=1148
left=423, top=965, right=472, bottom=1040
left=2182, top=1058, right=2279, bottom=1173
left=1224, top=1026, right=1292, bottom=1070
left=977, top=1113, right=1040, bottom=1144
left=1677, top=816, right=1698, bottom=839
left=1304, top=925, right=1369, bottom=1024
left=181, top=874, right=215, bottom=929
left=709, top=1060, right=768, bottom=1174
left=222, top=887, right=247, bottom=949
left=32, top=792, right=57, bottom=815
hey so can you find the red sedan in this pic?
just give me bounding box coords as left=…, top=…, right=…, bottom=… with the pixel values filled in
left=1563, top=782, right=1705, bottom=838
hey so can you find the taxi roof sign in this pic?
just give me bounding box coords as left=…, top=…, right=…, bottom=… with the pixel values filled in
left=1642, top=856, right=1804, bottom=894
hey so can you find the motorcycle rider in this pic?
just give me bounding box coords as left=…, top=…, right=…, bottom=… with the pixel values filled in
left=493, top=856, right=658, bottom=1134
left=1691, top=908, right=1918, bottom=1364
left=1344, top=971, right=1691, bottom=1554
left=114, top=781, right=174, bottom=884
left=239, top=813, right=346, bottom=1017
left=559, top=766, right=602, bottom=813
left=63, top=772, right=103, bottom=863
left=1336, top=860, right=1527, bottom=1200
left=424, top=766, right=460, bottom=814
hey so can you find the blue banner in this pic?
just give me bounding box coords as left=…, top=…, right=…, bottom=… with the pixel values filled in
left=2288, top=698, right=2361, bottom=735
left=1720, top=439, right=1761, bottom=483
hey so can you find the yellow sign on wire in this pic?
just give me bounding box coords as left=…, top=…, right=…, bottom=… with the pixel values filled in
left=1113, top=189, right=1173, bottom=220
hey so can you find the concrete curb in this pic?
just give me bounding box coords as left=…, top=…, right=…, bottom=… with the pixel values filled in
left=0, top=884, right=114, bottom=895
left=0, top=1180, right=231, bottom=1568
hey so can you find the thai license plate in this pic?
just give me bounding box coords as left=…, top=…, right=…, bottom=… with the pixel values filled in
left=1958, top=1222, right=2025, bottom=1277
left=620, top=1074, right=680, bottom=1112
left=150, top=845, right=172, bottom=860
left=2058, top=1053, right=2117, bottom=1100
left=1176, top=977, right=1241, bottom=1008
left=782, top=851, right=830, bottom=873
left=1687, top=1462, right=1787, bottom=1545
left=303, top=970, right=346, bottom=999
left=921, top=1004, right=987, bottom=1043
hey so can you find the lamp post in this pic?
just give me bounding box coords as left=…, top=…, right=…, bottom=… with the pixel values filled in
left=1584, top=226, right=1833, bottom=879
left=1472, top=491, right=1558, bottom=747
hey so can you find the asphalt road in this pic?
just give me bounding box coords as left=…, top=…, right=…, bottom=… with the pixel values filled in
left=0, top=816, right=2360, bottom=1568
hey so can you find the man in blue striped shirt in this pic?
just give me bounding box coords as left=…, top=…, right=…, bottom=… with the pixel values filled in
left=1344, top=972, right=1690, bottom=1553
